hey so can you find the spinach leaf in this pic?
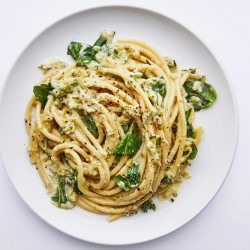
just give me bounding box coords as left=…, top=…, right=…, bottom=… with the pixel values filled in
left=67, top=35, right=108, bottom=66
left=121, top=124, right=129, bottom=133
left=67, top=42, right=83, bottom=60
left=159, top=176, right=172, bottom=189
left=93, top=36, right=107, bottom=47
left=51, top=177, right=67, bottom=205
left=183, top=80, right=217, bottom=111
left=33, top=83, right=53, bottom=109
left=82, top=111, right=97, bottom=134
left=150, top=82, right=166, bottom=98
left=126, top=162, right=140, bottom=187
left=77, top=45, right=96, bottom=66
left=113, top=161, right=140, bottom=190
left=140, top=198, right=156, bottom=212
left=185, top=108, right=194, bottom=138
left=114, top=154, right=122, bottom=164
left=113, top=175, right=131, bottom=191
left=185, top=108, right=192, bottom=121
left=147, top=77, right=166, bottom=98
left=73, top=169, right=82, bottom=195
left=189, top=144, right=198, bottom=160
left=101, top=133, right=106, bottom=145
left=187, top=123, right=195, bottom=139
left=57, top=82, right=78, bottom=98
left=113, top=122, right=141, bottom=155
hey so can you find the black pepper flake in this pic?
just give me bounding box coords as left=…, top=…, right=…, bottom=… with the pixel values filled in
left=70, top=147, right=73, bottom=149
left=171, top=198, right=174, bottom=202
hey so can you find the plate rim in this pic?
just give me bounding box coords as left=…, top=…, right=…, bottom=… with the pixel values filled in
left=0, top=4, right=239, bottom=245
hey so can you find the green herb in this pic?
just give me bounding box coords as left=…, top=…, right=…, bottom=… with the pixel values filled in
left=164, top=177, right=172, bottom=184
left=73, top=169, right=82, bottom=194
left=114, top=154, right=122, bottom=164
left=67, top=35, right=108, bottom=66
left=168, top=60, right=177, bottom=73
left=113, top=162, right=140, bottom=190
left=113, top=122, right=141, bottom=155
left=150, top=81, right=166, bottom=98
left=133, top=74, right=141, bottom=79
left=156, top=137, right=161, bottom=148
left=126, top=162, right=140, bottom=187
left=185, top=108, right=194, bottom=138
left=101, top=133, right=106, bottom=145
left=33, top=83, right=53, bottom=109
left=51, top=177, right=67, bottom=205
left=77, top=45, right=96, bottom=66
left=121, top=124, right=129, bottom=133
left=185, top=108, right=192, bottom=121
left=145, top=111, right=154, bottom=124
left=113, top=175, right=130, bottom=191
left=140, top=198, right=156, bottom=212
left=183, top=80, right=217, bottom=111
left=93, top=36, right=107, bottom=47
left=57, top=82, right=78, bottom=98
left=59, top=153, right=67, bottom=164
left=186, top=123, right=195, bottom=139
left=189, top=144, right=198, bottom=160
left=67, top=42, right=82, bottom=60
left=59, top=127, right=65, bottom=135
left=82, top=111, right=97, bottom=134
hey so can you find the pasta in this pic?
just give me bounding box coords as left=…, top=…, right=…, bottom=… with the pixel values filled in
left=25, top=30, right=216, bottom=221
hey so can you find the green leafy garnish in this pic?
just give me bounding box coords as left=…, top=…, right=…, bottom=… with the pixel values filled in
left=187, top=123, right=195, bottom=139
left=140, top=198, right=156, bottom=212
left=133, top=74, right=141, bottom=79
left=51, top=177, right=67, bottom=205
left=93, top=36, right=107, bottom=47
left=57, top=82, right=78, bottom=98
left=33, top=83, right=53, bottom=109
left=101, top=133, right=106, bottom=145
left=67, top=35, right=108, bottom=66
left=113, top=175, right=130, bottom=191
left=189, top=144, right=198, bottom=160
left=113, top=161, right=140, bottom=190
left=156, top=137, right=161, bottom=148
left=126, top=162, right=140, bottom=187
left=67, top=42, right=83, bottom=60
left=185, top=108, right=192, bottom=121
left=113, top=122, right=141, bottom=155
left=73, top=169, right=82, bottom=195
left=82, top=111, right=97, bottom=134
left=183, top=80, right=217, bottom=111
left=185, top=108, right=195, bottom=138
left=121, top=124, right=129, bottom=133
left=114, top=154, right=122, bottom=164
left=147, top=77, right=166, bottom=98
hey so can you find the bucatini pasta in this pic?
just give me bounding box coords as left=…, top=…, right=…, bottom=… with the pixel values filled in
left=25, top=30, right=216, bottom=221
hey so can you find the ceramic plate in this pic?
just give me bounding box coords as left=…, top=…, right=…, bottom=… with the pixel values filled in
left=0, top=6, right=238, bottom=245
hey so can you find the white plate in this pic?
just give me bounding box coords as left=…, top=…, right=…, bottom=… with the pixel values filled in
left=0, top=5, right=238, bottom=245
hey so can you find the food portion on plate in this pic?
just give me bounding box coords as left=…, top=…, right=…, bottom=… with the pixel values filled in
left=25, top=30, right=216, bottom=221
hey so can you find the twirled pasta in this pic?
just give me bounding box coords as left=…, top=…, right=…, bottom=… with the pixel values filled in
left=25, top=30, right=214, bottom=221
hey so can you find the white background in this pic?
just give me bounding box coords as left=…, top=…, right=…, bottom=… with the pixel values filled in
left=0, top=0, right=249, bottom=249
